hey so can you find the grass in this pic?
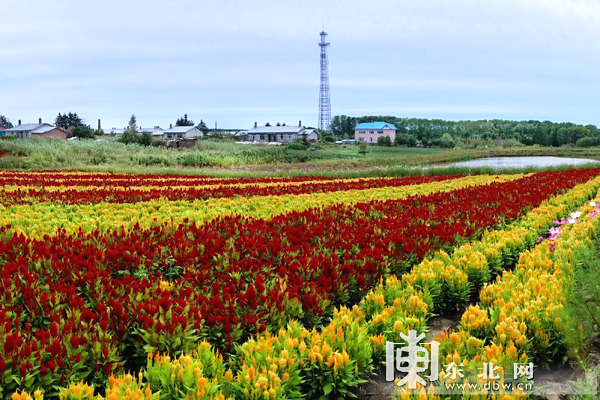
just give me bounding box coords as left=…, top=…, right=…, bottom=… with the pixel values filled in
left=0, top=138, right=599, bottom=177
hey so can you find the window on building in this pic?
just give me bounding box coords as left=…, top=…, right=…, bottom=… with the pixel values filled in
left=377, top=130, right=384, bottom=134
left=370, top=130, right=374, bottom=134
left=359, top=130, right=366, bottom=134
left=370, top=137, right=373, bottom=143
left=260, top=135, right=265, bottom=140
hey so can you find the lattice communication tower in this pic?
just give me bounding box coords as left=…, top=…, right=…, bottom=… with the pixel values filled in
left=318, top=30, right=331, bottom=132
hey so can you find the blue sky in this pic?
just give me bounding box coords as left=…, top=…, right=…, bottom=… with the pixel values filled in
left=2, top=0, right=600, bottom=130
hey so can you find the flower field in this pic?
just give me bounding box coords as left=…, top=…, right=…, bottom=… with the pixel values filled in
left=3, top=169, right=600, bottom=400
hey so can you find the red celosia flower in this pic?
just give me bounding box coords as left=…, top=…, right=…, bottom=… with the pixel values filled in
left=50, top=322, right=58, bottom=337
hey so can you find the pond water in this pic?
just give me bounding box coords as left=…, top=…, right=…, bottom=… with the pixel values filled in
left=447, top=156, right=598, bottom=169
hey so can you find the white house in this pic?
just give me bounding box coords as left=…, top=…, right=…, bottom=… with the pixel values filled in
left=6, top=121, right=66, bottom=140
left=164, top=126, right=203, bottom=140
left=138, top=126, right=164, bottom=139
left=245, top=121, right=309, bottom=143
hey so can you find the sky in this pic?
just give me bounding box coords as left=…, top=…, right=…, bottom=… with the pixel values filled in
left=2, top=0, right=600, bottom=130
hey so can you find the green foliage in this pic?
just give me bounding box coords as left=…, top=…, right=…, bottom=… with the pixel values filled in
left=137, top=154, right=172, bottom=166
left=127, top=115, right=137, bottom=133
left=69, top=125, right=96, bottom=139
left=394, top=133, right=417, bottom=147
left=177, top=153, right=214, bottom=167
left=137, top=131, right=153, bottom=147
left=196, top=119, right=209, bottom=135
left=175, top=113, right=194, bottom=126
left=347, top=115, right=600, bottom=147
left=0, top=134, right=17, bottom=141
left=562, top=242, right=600, bottom=360
left=358, top=141, right=368, bottom=157
left=440, top=132, right=455, bottom=148
left=577, top=136, right=600, bottom=148
left=0, top=115, right=13, bottom=129
left=145, top=343, right=226, bottom=400
left=117, top=131, right=152, bottom=147
left=285, top=142, right=309, bottom=151
left=331, top=115, right=358, bottom=139
left=55, top=112, right=85, bottom=130
left=301, top=132, right=310, bottom=147
left=376, top=135, right=392, bottom=147
left=117, top=131, right=139, bottom=145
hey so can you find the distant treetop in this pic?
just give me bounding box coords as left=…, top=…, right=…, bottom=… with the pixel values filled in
left=176, top=114, right=195, bottom=126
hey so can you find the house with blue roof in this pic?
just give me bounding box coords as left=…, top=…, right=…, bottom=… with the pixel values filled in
left=354, top=121, right=398, bottom=144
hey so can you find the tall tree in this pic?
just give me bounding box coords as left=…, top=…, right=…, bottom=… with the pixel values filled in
left=331, top=115, right=357, bottom=138
left=0, top=115, right=13, bottom=129
left=55, top=112, right=84, bottom=130
left=127, top=115, right=137, bottom=133
left=196, top=120, right=209, bottom=135
left=176, top=114, right=194, bottom=126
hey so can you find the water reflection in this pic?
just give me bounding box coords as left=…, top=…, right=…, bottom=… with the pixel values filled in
left=448, top=156, right=598, bottom=169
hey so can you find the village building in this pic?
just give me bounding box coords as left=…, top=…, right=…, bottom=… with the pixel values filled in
left=6, top=119, right=67, bottom=140
left=354, top=121, right=398, bottom=144
left=31, top=125, right=68, bottom=140
left=244, top=121, right=309, bottom=143
left=164, top=125, right=203, bottom=140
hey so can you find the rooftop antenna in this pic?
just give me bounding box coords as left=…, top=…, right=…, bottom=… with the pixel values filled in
left=318, top=27, right=331, bottom=133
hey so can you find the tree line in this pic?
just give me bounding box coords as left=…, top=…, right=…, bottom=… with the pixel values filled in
left=330, top=115, right=600, bottom=147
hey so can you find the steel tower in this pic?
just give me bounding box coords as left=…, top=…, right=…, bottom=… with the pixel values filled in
left=318, top=30, right=331, bottom=132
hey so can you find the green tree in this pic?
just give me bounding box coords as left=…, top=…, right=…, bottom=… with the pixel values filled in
left=137, top=131, right=153, bottom=147
left=265, top=122, right=271, bottom=127
left=196, top=120, right=209, bottom=135
left=440, top=132, right=455, bottom=148
left=55, top=112, right=84, bottom=130
left=301, top=132, right=310, bottom=147
left=0, top=115, right=13, bottom=129
left=377, top=135, right=392, bottom=147
left=331, top=115, right=357, bottom=139
left=118, top=130, right=139, bottom=145
left=358, top=140, right=369, bottom=157
left=176, top=114, right=194, bottom=126
left=395, top=133, right=416, bottom=147
left=127, top=115, right=138, bottom=133
left=69, top=125, right=96, bottom=139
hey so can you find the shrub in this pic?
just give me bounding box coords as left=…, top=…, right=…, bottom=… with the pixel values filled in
left=576, top=136, right=600, bottom=148
left=285, top=142, right=309, bottom=151
left=376, top=135, right=392, bottom=147
left=394, top=133, right=417, bottom=147
left=69, top=125, right=96, bottom=139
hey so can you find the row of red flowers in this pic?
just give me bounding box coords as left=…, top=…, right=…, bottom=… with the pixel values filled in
left=0, top=171, right=340, bottom=188
left=0, top=175, right=460, bottom=205
left=0, top=169, right=598, bottom=397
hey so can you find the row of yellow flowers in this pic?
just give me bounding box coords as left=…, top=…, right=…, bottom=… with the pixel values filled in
left=0, top=177, right=380, bottom=192
left=428, top=194, right=600, bottom=399
left=15, top=175, right=600, bottom=400
left=2, top=174, right=521, bottom=239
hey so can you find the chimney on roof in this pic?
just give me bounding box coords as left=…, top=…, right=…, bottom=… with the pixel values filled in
left=170, top=124, right=173, bottom=129
left=98, top=119, right=101, bottom=131
left=39, top=118, right=42, bottom=124
left=254, top=122, right=257, bottom=128
left=299, top=120, right=302, bottom=127
left=18, top=120, right=21, bottom=125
